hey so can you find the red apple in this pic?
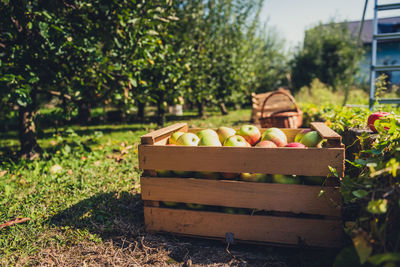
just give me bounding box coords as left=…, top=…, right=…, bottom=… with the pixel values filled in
left=237, top=125, right=261, bottom=146
left=368, top=112, right=389, bottom=132
left=285, top=142, right=306, bottom=148
left=255, top=140, right=277, bottom=148
left=261, top=128, right=287, bottom=147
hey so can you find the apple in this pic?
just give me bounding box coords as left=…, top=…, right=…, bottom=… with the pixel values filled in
left=223, top=135, right=251, bottom=147
left=176, top=133, right=200, bottom=146
left=169, top=131, right=185, bottom=145
left=156, top=169, right=173, bottom=177
left=186, top=203, right=204, bottom=209
left=222, top=135, right=250, bottom=179
left=255, top=140, right=277, bottom=148
left=240, top=173, right=269, bottom=183
left=285, top=142, right=306, bottom=148
left=216, top=126, right=236, bottom=144
left=194, top=171, right=220, bottom=179
left=261, top=128, right=287, bottom=147
left=196, top=129, right=219, bottom=140
left=303, top=176, right=325, bottom=186
left=271, top=174, right=301, bottom=184
left=368, top=112, right=390, bottom=132
left=237, top=125, right=261, bottom=146
left=294, top=129, right=312, bottom=143
left=300, top=131, right=322, bottom=147
left=198, top=135, right=222, bottom=146
left=163, top=201, right=178, bottom=207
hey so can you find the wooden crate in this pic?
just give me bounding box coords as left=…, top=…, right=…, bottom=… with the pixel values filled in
left=139, top=122, right=345, bottom=248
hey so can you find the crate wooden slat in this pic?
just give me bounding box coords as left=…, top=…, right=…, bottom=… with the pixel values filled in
left=141, top=177, right=341, bottom=217
left=139, top=145, right=344, bottom=177
left=145, top=207, right=343, bottom=248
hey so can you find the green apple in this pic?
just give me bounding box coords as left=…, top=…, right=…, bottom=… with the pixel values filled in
left=156, top=169, right=173, bottom=177
left=237, top=125, right=261, bottom=146
left=223, top=135, right=251, bottom=147
left=240, top=173, right=269, bottom=183
left=163, top=201, right=178, bottom=207
left=294, top=129, right=312, bottom=143
left=261, top=128, right=287, bottom=147
left=272, top=174, right=301, bottom=184
left=169, top=131, right=185, bottom=144
left=196, top=129, right=219, bottom=140
left=176, top=133, right=200, bottom=146
left=216, top=126, right=236, bottom=144
left=194, top=172, right=220, bottom=179
left=186, top=203, right=204, bottom=209
left=198, top=135, right=222, bottom=146
left=303, top=176, right=325, bottom=186
left=300, top=131, right=322, bottom=147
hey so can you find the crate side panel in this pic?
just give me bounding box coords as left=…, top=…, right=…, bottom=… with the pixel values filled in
left=144, top=207, right=343, bottom=248
left=138, top=145, right=344, bottom=177
left=141, top=178, right=341, bottom=217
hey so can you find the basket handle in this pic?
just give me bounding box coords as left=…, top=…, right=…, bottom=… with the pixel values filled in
left=260, top=90, right=301, bottom=119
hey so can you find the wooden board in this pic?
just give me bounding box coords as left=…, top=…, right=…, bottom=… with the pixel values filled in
left=141, top=177, right=341, bottom=217
left=311, top=122, right=342, bottom=148
left=144, top=207, right=343, bottom=248
left=139, top=145, right=345, bottom=177
left=141, top=122, right=188, bottom=145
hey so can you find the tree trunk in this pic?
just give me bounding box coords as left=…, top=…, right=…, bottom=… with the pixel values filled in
left=156, top=100, right=166, bottom=127
left=197, top=100, right=205, bottom=118
left=219, top=102, right=229, bottom=115
left=77, top=101, right=91, bottom=124
left=137, top=101, right=145, bottom=121
left=18, top=101, right=42, bottom=159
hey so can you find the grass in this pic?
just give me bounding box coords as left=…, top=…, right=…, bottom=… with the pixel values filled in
left=3, top=108, right=343, bottom=266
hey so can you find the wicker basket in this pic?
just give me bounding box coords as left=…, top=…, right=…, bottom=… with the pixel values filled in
left=259, top=90, right=303, bottom=128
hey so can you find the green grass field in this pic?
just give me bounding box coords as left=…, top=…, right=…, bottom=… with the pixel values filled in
left=4, top=109, right=340, bottom=266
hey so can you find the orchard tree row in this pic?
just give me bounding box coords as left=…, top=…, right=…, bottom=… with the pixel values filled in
left=0, top=0, right=288, bottom=157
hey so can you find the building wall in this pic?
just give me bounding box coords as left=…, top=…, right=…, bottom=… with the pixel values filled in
left=357, top=42, right=400, bottom=86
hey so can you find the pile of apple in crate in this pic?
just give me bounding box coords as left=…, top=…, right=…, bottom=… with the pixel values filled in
left=139, top=122, right=345, bottom=248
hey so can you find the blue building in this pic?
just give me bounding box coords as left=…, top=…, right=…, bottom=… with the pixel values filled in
left=347, top=16, right=400, bottom=86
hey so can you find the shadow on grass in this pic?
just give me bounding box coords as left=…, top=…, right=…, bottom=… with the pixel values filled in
left=48, top=191, right=339, bottom=266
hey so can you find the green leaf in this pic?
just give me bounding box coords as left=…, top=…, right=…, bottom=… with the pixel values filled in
left=367, top=199, right=388, bottom=214
left=368, top=253, right=400, bottom=266
left=352, top=231, right=372, bottom=264
left=328, top=166, right=338, bottom=178
left=333, top=246, right=360, bottom=267
left=352, top=190, right=368, bottom=198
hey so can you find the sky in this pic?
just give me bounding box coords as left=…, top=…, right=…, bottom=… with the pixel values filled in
left=260, top=0, right=400, bottom=49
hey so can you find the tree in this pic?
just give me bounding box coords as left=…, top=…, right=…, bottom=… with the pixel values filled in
left=290, top=21, right=364, bottom=101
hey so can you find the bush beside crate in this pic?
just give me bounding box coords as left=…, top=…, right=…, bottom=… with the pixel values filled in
left=139, top=122, right=345, bottom=248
